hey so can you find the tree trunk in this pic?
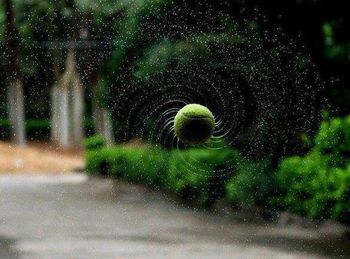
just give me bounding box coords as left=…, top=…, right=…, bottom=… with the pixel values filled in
left=92, top=104, right=115, bottom=147
left=7, top=78, right=26, bottom=146
left=92, top=100, right=103, bottom=136
left=101, top=108, right=115, bottom=146
left=50, top=49, right=84, bottom=148
left=57, top=86, right=71, bottom=148
left=4, top=0, right=26, bottom=146
left=51, top=51, right=73, bottom=148
left=51, top=85, right=71, bottom=148
left=92, top=78, right=114, bottom=147
left=50, top=85, right=59, bottom=143
left=71, top=75, right=85, bottom=147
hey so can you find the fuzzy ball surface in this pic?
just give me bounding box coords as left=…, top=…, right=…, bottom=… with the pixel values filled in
left=174, top=104, right=215, bottom=145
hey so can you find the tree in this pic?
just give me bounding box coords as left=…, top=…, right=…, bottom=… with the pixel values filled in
left=6, top=0, right=120, bottom=148
left=101, top=0, right=324, bottom=160
left=50, top=0, right=85, bottom=148
left=3, top=0, right=26, bottom=146
left=50, top=0, right=119, bottom=147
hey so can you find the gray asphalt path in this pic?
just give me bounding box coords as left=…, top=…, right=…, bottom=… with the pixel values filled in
left=0, top=174, right=349, bottom=259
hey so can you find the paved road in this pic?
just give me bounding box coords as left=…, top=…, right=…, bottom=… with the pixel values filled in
left=0, top=174, right=349, bottom=259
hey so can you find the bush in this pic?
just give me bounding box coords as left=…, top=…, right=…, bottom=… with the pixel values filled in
left=86, top=148, right=118, bottom=176
left=0, top=118, right=97, bottom=141
left=86, top=146, right=168, bottom=187
left=276, top=116, right=350, bottom=223
left=26, top=119, right=51, bottom=140
left=166, top=148, right=236, bottom=204
left=226, top=157, right=275, bottom=207
left=84, top=135, right=106, bottom=150
left=84, top=118, right=98, bottom=137
left=85, top=116, right=350, bottom=224
left=86, top=145, right=237, bottom=205
left=0, top=118, right=51, bottom=140
left=0, top=118, right=10, bottom=139
left=315, top=116, right=350, bottom=161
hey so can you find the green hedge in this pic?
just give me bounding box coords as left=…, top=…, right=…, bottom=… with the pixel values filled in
left=84, top=135, right=106, bottom=150
left=0, top=118, right=96, bottom=140
left=226, top=158, right=275, bottom=207
left=86, top=146, right=168, bottom=187
left=85, top=138, right=276, bottom=207
left=276, top=116, right=350, bottom=223
left=166, top=148, right=237, bottom=204
left=86, top=143, right=237, bottom=205
left=0, top=118, right=50, bottom=140
left=85, top=114, right=350, bottom=224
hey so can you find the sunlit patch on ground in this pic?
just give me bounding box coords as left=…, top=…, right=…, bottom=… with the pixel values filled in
left=0, top=141, right=83, bottom=174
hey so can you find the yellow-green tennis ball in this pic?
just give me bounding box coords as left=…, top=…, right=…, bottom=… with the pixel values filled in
left=174, top=104, right=215, bottom=145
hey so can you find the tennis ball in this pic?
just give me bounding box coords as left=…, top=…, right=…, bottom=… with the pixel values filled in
left=174, top=104, right=215, bottom=145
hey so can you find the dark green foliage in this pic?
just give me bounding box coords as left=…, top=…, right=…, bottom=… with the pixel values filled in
left=315, top=117, right=350, bottom=159
left=86, top=145, right=235, bottom=204
left=26, top=119, right=51, bottom=140
left=276, top=116, right=350, bottom=223
left=86, top=146, right=168, bottom=186
left=84, top=135, right=106, bottom=151
left=0, top=118, right=50, bottom=140
left=166, top=148, right=236, bottom=204
left=86, top=115, right=350, bottom=224
left=0, top=118, right=96, bottom=141
left=86, top=148, right=118, bottom=177
left=109, top=16, right=323, bottom=157
left=226, top=158, right=275, bottom=207
left=0, top=118, right=12, bottom=139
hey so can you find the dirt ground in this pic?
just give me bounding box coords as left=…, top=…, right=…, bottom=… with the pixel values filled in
left=0, top=141, right=84, bottom=174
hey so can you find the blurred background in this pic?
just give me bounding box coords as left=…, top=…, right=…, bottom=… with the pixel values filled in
left=0, top=0, right=350, bottom=258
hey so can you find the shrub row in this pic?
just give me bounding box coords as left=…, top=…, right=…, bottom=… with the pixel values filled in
left=87, top=144, right=243, bottom=204
left=85, top=115, right=350, bottom=224
left=86, top=146, right=167, bottom=187
left=0, top=118, right=51, bottom=140
left=84, top=135, right=106, bottom=150
left=0, top=118, right=95, bottom=140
